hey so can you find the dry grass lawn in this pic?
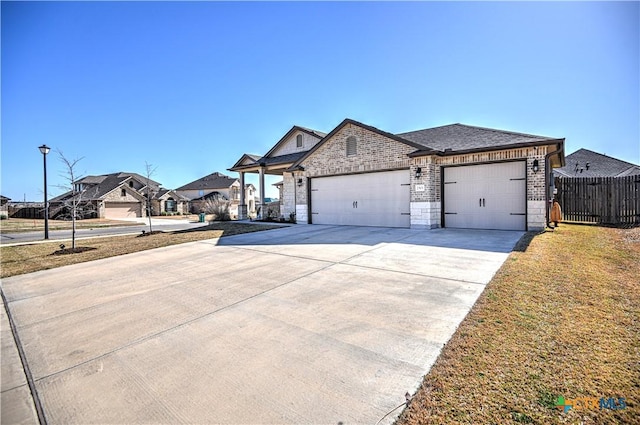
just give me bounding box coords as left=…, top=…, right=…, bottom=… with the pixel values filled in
left=0, top=217, right=140, bottom=234
left=398, top=224, right=639, bottom=424
left=1, top=222, right=282, bottom=278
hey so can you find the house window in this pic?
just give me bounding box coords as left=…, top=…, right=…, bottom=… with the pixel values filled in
left=121, top=188, right=127, bottom=197
left=296, top=134, right=303, bottom=148
left=165, top=198, right=176, bottom=213
left=129, top=181, right=134, bottom=188
left=346, top=136, right=357, bottom=156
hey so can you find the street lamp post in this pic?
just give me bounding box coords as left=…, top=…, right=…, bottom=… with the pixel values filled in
left=38, top=144, right=51, bottom=240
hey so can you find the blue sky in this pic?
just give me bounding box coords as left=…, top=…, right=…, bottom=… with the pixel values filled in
left=2, top=1, right=638, bottom=201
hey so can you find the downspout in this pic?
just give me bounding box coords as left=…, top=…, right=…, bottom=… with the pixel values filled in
left=544, top=142, right=564, bottom=228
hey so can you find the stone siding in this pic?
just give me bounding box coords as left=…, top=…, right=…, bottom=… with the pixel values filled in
left=410, top=201, right=441, bottom=229
left=295, top=204, right=308, bottom=223
left=527, top=200, right=547, bottom=230
left=282, top=172, right=296, bottom=217
left=103, top=187, right=143, bottom=203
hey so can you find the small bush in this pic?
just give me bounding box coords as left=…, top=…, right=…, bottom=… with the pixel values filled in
left=160, top=211, right=168, bottom=216
left=202, top=198, right=231, bottom=221
left=0, top=214, right=7, bottom=220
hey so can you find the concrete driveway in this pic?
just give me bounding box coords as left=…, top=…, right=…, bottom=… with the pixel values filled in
left=1, top=225, right=522, bottom=424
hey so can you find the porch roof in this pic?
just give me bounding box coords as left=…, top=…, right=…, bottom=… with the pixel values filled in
left=228, top=152, right=307, bottom=175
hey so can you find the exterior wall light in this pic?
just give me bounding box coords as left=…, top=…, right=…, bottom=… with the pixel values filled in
left=297, top=178, right=303, bottom=187
left=415, top=167, right=422, bottom=178
left=532, top=159, right=539, bottom=173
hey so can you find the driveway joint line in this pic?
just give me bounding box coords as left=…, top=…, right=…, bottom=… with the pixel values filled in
left=12, top=279, right=194, bottom=329
left=229, top=242, right=491, bottom=286
left=336, top=262, right=491, bottom=286
left=33, top=261, right=338, bottom=383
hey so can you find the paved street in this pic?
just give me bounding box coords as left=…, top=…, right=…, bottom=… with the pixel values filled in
left=1, top=225, right=522, bottom=424
left=0, top=218, right=209, bottom=245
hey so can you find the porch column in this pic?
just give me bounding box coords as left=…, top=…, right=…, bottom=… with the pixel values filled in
left=238, top=171, right=247, bottom=220
left=259, top=165, right=266, bottom=219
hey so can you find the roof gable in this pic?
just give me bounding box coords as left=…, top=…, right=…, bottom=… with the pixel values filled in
left=264, top=126, right=326, bottom=158
left=263, top=126, right=326, bottom=159
left=155, top=189, right=189, bottom=201
left=230, top=154, right=261, bottom=169
left=290, top=118, right=425, bottom=169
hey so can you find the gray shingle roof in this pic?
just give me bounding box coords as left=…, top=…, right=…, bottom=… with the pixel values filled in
left=175, top=172, right=237, bottom=191
left=77, top=172, right=161, bottom=189
left=258, top=152, right=307, bottom=166
left=155, top=189, right=189, bottom=201
left=398, top=123, right=558, bottom=152
left=554, top=148, right=640, bottom=177
left=51, top=174, right=130, bottom=202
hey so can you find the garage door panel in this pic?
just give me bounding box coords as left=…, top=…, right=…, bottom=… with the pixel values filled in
left=444, top=162, right=526, bottom=231
left=311, top=171, right=410, bottom=228
left=105, top=202, right=141, bottom=219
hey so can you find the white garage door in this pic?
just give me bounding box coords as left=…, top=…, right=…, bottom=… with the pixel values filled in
left=443, top=161, right=526, bottom=231
left=310, top=170, right=410, bottom=228
left=105, top=202, right=141, bottom=219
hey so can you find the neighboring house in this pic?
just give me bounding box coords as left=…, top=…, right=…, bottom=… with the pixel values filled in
left=50, top=172, right=188, bottom=219
left=153, top=188, right=191, bottom=216
left=175, top=172, right=257, bottom=218
left=0, top=195, right=10, bottom=216
left=553, top=148, right=640, bottom=178
left=229, top=126, right=327, bottom=219
left=230, top=119, right=565, bottom=231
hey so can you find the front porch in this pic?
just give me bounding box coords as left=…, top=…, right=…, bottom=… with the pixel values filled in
left=228, top=126, right=326, bottom=220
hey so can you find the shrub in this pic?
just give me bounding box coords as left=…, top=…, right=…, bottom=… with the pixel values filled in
left=0, top=214, right=7, bottom=220
left=160, top=211, right=168, bottom=216
left=202, top=198, right=231, bottom=221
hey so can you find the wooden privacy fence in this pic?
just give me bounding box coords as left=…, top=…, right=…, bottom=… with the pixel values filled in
left=555, top=175, right=640, bottom=226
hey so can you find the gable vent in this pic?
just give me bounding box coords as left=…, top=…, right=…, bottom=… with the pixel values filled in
left=346, top=136, right=357, bottom=156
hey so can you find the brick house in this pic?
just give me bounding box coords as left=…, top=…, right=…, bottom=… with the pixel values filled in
left=50, top=172, right=188, bottom=219
left=175, top=172, right=257, bottom=218
left=230, top=119, right=565, bottom=230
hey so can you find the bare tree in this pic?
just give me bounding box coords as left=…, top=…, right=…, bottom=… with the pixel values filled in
left=143, top=161, right=158, bottom=233
left=56, top=151, right=94, bottom=249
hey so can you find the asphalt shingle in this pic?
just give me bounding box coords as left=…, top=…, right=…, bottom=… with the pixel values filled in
left=398, top=123, right=557, bottom=152
left=554, top=148, right=640, bottom=177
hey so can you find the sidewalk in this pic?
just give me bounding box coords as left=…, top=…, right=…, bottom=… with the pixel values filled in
left=1, top=299, right=39, bottom=424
